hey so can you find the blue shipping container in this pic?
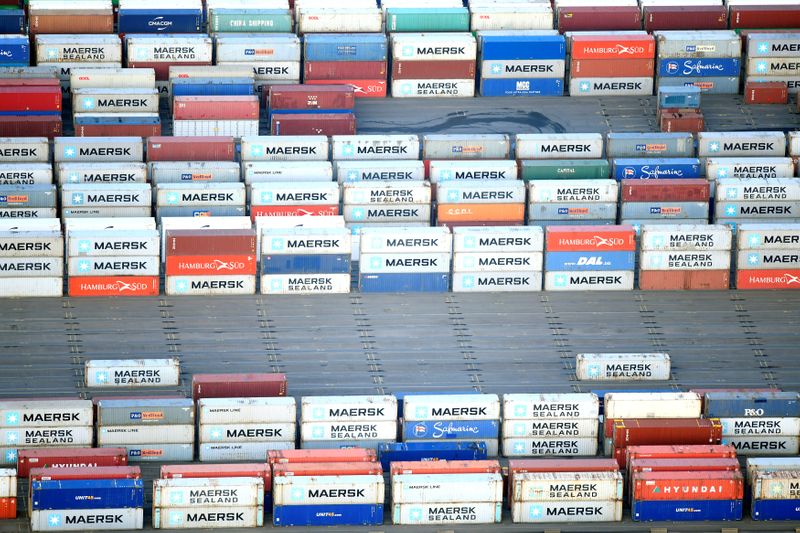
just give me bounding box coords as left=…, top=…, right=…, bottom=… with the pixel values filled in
left=118, top=9, right=202, bottom=34
left=658, top=57, right=741, bottom=78
left=359, top=272, right=449, bottom=293
left=74, top=116, right=160, bottom=127
left=658, top=86, right=701, bottom=109
left=752, top=499, right=800, bottom=521
left=30, top=479, right=144, bottom=511
left=545, top=251, right=635, bottom=272
left=261, top=254, right=351, bottom=275
left=402, top=419, right=499, bottom=441
left=480, top=78, right=563, bottom=97
left=170, top=78, right=255, bottom=97
left=303, top=34, right=388, bottom=62
left=632, top=499, right=743, bottom=522
left=612, top=158, right=701, bottom=180
left=0, top=36, right=29, bottom=66
left=273, top=504, right=383, bottom=527
left=377, top=442, right=487, bottom=471
left=480, top=35, right=566, bottom=61
left=396, top=391, right=480, bottom=418
left=0, top=10, right=25, bottom=34
left=704, top=392, right=800, bottom=418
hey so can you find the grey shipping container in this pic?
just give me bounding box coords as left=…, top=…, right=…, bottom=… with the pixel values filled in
left=606, top=132, right=695, bottom=158
left=148, top=162, right=241, bottom=184
left=0, top=185, right=56, bottom=207
left=422, top=134, right=511, bottom=160
left=0, top=138, right=50, bottom=163
left=98, top=399, right=195, bottom=426
left=57, top=162, right=148, bottom=185
left=528, top=202, right=618, bottom=220
left=620, top=202, right=710, bottom=219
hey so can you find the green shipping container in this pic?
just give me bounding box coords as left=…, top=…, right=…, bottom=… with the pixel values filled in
left=519, top=159, right=610, bottom=181
left=386, top=8, right=470, bottom=33
left=210, top=9, right=294, bottom=33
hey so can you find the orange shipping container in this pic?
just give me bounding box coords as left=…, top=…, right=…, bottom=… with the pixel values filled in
left=68, top=276, right=159, bottom=297
left=632, top=470, right=744, bottom=501
left=736, top=269, right=800, bottom=290
left=0, top=498, right=15, bottom=519
left=268, top=448, right=377, bottom=465
left=639, top=270, right=730, bottom=290
left=165, top=254, right=257, bottom=276
left=436, top=203, right=524, bottom=223
left=570, top=58, right=654, bottom=78
left=570, top=35, right=655, bottom=60
left=546, top=225, right=636, bottom=252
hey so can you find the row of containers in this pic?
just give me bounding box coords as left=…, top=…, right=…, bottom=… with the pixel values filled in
left=0, top=28, right=799, bottom=107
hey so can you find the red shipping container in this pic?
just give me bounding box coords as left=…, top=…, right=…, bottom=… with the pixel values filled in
left=304, top=61, right=387, bottom=81
left=736, top=269, right=800, bottom=290
left=628, top=457, right=741, bottom=475
left=165, top=254, right=257, bottom=276
left=625, top=444, right=737, bottom=472
left=173, top=96, right=260, bottom=120
left=0, top=86, right=61, bottom=113
left=268, top=448, right=377, bottom=465
left=731, top=5, right=800, bottom=29
left=631, top=470, right=744, bottom=501
left=744, top=81, right=788, bottom=105
left=546, top=225, right=636, bottom=252
left=438, top=221, right=524, bottom=229
left=18, top=448, right=128, bottom=478
left=0, top=79, right=61, bottom=88
left=613, top=419, right=723, bottom=467
left=0, top=498, right=15, bottom=519
left=643, top=6, right=728, bottom=31
left=76, top=122, right=161, bottom=138
left=250, top=205, right=339, bottom=222
left=29, top=466, right=141, bottom=483
left=391, top=60, right=476, bottom=80
left=570, top=58, right=654, bottom=78
left=68, top=276, right=159, bottom=297
left=638, top=270, right=730, bottom=291
left=192, top=373, right=287, bottom=401
left=0, top=115, right=61, bottom=139
left=660, top=112, right=705, bottom=134
left=304, top=79, right=387, bottom=98
left=558, top=6, right=642, bottom=32
left=160, top=464, right=271, bottom=490
left=570, top=34, right=655, bottom=60
left=391, top=460, right=502, bottom=477
left=127, top=61, right=211, bottom=81
left=273, top=462, right=383, bottom=477
left=30, top=14, right=113, bottom=34
left=621, top=179, right=709, bottom=202
left=147, top=136, right=236, bottom=162
left=268, top=85, right=355, bottom=111
left=271, top=113, right=355, bottom=136
left=165, top=229, right=257, bottom=257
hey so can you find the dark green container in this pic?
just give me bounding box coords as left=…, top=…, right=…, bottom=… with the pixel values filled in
left=386, top=8, right=470, bottom=33
left=519, top=159, right=610, bottom=181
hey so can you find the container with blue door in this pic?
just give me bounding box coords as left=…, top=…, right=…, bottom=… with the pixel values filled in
left=632, top=499, right=743, bottom=521
left=303, top=33, right=388, bottom=62
left=545, top=251, right=636, bottom=271
left=0, top=10, right=24, bottom=34
left=612, top=159, right=701, bottom=180
left=480, top=78, right=563, bottom=97
left=118, top=8, right=202, bottom=34
left=704, top=392, right=800, bottom=418
left=170, top=78, right=255, bottom=97
left=402, top=420, right=499, bottom=441
left=261, top=254, right=351, bottom=275
left=30, top=479, right=144, bottom=510
left=479, top=34, right=566, bottom=61
left=377, top=442, right=487, bottom=471
left=273, top=504, right=384, bottom=527
left=359, top=273, right=449, bottom=293
left=0, top=35, right=29, bottom=66
left=658, top=58, right=741, bottom=77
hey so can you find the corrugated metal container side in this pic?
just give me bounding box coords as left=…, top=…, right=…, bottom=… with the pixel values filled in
left=192, top=373, right=287, bottom=401
left=705, top=392, right=800, bottom=418
left=209, top=9, right=294, bottom=34
left=30, top=478, right=144, bottom=510
left=720, top=417, right=800, bottom=438
left=0, top=116, right=62, bottom=140
left=117, top=8, right=202, bottom=34
left=106, top=443, right=194, bottom=463
left=98, top=424, right=194, bottom=445
left=393, top=501, right=501, bottom=524
left=730, top=5, right=800, bottom=30
left=269, top=85, right=354, bottom=111
left=575, top=353, right=670, bottom=381
left=558, top=5, right=641, bottom=32
left=631, top=470, right=743, bottom=501
left=271, top=113, right=355, bottom=136
left=511, top=470, right=623, bottom=501
left=301, top=395, right=397, bottom=422
left=273, top=503, right=384, bottom=526
left=153, top=506, right=264, bottom=529
left=160, top=463, right=270, bottom=486
left=752, top=498, right=800, bottom=521
left=724, top=436, right=800, bottom=456
left=304, top=33, right=388, bottom=63
left=638, top=270, right=730, bottom=290
left=644, top=6, right=728, bottom=31
left=423, top=134, right=510, bottom=160
left=606, top=132, right=695, bottom=158
left=503, top=393, right=598, bottom=420
left=392, top=472, right=502, bottom=504
left=516, top=134, right=603, bottom=160
left=146, top=137, right=235, bottom=162
left=380, top=443, right=488, bottom=470
left=199, top=442, right=293, bottom=462
left=512, top=499, right=622, bottom=523
left=86, top=359, right=179, bottom=388
left=29, top=466, right=140, bottom=484
left=152, top=477, right=264, bottom=508
left=612, top=158, right=701, bottom=180
left=273, top=474, right=384, bottom=506
left=632, top=498, right=742, bottom=521
left=0, top=137, right=50, bottom=163
left=273, top=462, right=382, bottom=477
left=268, top=448, right=376, bottom=465
left=386, top=8, right=469, bottom=33
left=519, top=159, right=610, bottom=180
left=98, top=398, right=193, bottom=425
left=359, top=272, right=449, bottom=293
left=30, top=508, right=143, bottom=532
left=198, top=397, right=296, bottom=425
left=480, top=78, right=563, bottom=97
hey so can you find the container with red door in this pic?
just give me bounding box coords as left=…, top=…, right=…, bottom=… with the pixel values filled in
left=0, top=468, right=15, bottom=519
left=613, top=418, right=723, bottom=467
left=568, top=34, right=655, bottom=97
left=268, top=85, right=356, bottom=135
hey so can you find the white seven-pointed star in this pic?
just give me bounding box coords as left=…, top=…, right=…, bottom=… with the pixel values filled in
left=47, top=49, right=57, bottom=59
left=83, top=98, right=94, bottom=110
left=72, top=193, right=83, bottom=204
left=64, top=147, right=76, bottom=158
left=78, top=260, right=90, bottom=272
left=5, top=413, right=17, bottom=424
left=210, top=428, right=222, bottom=439
left=491, top=64, right=502, bottom=74
left=96, top=372, right=107, bottom=383
left=79, top=241, right=91, bottom=252
left=462, top=276, right=474, bottom=288
left=718, top=168, right=728, bottom=178
left=410, top=508, right=422, bottom=521
left=343, top=145, right=354, bottom=156
left=7, top=432, right=17, bottom=443
left=176, top=280, right=188, bottom=292
left=513, top=442, right=525, bottom=453
left=749, top=235, right=760, bottom=246
left=167, top=192, right=179, bottom=204
left=757, top=62, right=767, bottom=73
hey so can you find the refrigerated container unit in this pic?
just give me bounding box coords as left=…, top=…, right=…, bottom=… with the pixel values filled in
left=152, top=477, right=265, bottom=529
left=0, top=228, right=62, bottom=297
left=568, top=33, right=655, bottom=97
left=745, top=32, right=800, bottom=97
left=715, top=178, right=800, bottom=229
left=251, top=181, right=339, bottom=220
left=300, top=395, right=397, bottom=450
left=0, top=163, right=52, bottom=185
left=750, top=460, right=800, bottom=520
left=0, top=184, right=57, bottom=220
left=735, top=223, right=800, bottom=290
left=155, top=182, right=246, bottom=221
left=528, top=179, right=618, bottom=227
left=125, top=34, right=212, bottom=81
left=471, top=4, right=554, bottom=32
left=60, top=182, right=151, bottom=219
left=303, top=33, right=388, bottom=98
left=84, top=358, right=179, bottom=388
left=215, top=34, right=300, bottom=100
left=437, top=180, right=525, bottom=227
left=0, top=137, right=50, bottom=163
left=390, top=32, right=476, bottom=98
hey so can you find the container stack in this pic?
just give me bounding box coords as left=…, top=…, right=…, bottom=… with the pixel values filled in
left=655, top=30, right=742, bottom=95
left=240, top=135, right=330, bottom=188
left=260, top=227, right=352, bottom=295
left=390, top=33, right=477, bottom=98
left=516, top=133, right=609, bottom=183
left=716, top=178, right=800, bottom=227
left=401, top=394, right=501, bottom=456
left=528, top=179, right=618, bottom=227
left=344, top=180, right=430, bottom=231
left=164, top=228, right=257, bottom=296
left=268, top=85, right=356, bottom=136
left=147, top=136, right=238, bottom=187
left=300, top=395, right=397, bottom=450
left=155, top=182, right=246, bottom=220
left=160, top=463, right=271, bottom=513
left=0, top=77, right=62, bottom=138
left=153, top=477, right=265, bottom=529
left=0, top=225, right=63, bottom=297
left=657, top=86, right=704, bottom=133
left=392, top=461, right=503, bottom=525
left=735, top=223, right=800, bottom=290
left=619, top=179, right=710, bottom=230
left=198, top=397, right=297, bottom=461
left=706, top=391, right=800, bottom=457
left=173, top=94, right=259, bottom=137
left=304, top=34, right=388, bottom=98
left=750, top=457, right=800, bottom=521
left=478, top=32, right=565, bottom=96
left=502, top=393, right=599, bottom=458
left=0, top=468, right=14, bottom=520
left=436, top=181, right=526, bottom=228
left=745, top=32, right=800, bottom=103
left=214, top=34, right=301, bottom=99
left=358, top=227, right=451, bottom=293
left=250, top=181, right=340, bottom=220
left=126, top=34, right=213, bottom=88
left=97, top=398, right=195, bottom=463
left=569, top=33, right=655, bottom=97
left=544, top=225, right=637, bottom=291
left=638, top=224, right=733, bottom=290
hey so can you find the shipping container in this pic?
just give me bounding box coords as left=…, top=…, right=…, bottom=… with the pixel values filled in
left=199, top=442, right=292, bottom=462
left=268, top=448, right=376, bottom=465
left=512, top=499, right=622, bottom=523
left=393, top=501, right=501, bottom=524
left=357, top=228, right=451, bottom=254
left=638, top=270, right=730, bottom=290
left=0, top=137, right=49, bottom=163
left=423, top=134, right=510, bottom=160
left=393, top=472, right=502, bottom=504
left=511, top=470, right=623, bottom=501
left=644, top=6, right=727, bottom=31
left=273, top=474, right=383, bottom=506
left=273, top=503, right=383, bottom=526
left=632, top=470, right=743, bottom=501
left=358, top=272, right=450, bottom=293
left=516, top=134, right=603, bottom=160
left=606, top=132, right=695, bottom=158
left=209, top=8, right=294, bottom=34
left=612, top=158, right=701, bottom=180
left=153, top=506, right=264, bottom=529
left=558, top=6, right=641, bottom=32
left=705, top=391, right=800, bottom=418
left=632, top=498, right=742, bottom=521
left=30, top=508, right=143, bottom=532
left=86, top=359, right=179, bottom=388
left=160, top=463, right=270, bottom=486
left=147, top=136, right=235, bottom=162
left=68, top=276, right=159, bottom=297
left=192, top=373, right=287, bottom=401
left=731, top=5, right=800, bottom=30
left=575, top=353, right=671, bottom=381
left=153, top=477, right=264, bottom=508
left=301, top=395, right=397, bottom=422
left=544, top=270, right=634, bottom=291
left=698, top=131, right=786, bottom=158
left=613, top=418, right=722, bottom=450
left=30, top=477, right=144, bottom=510
left=29, top=466, right=139, bottom=484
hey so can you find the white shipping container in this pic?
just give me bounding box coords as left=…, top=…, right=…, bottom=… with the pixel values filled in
left=392, top=473, right=503, bottom=504
left=0, top=426, right=92, bottom=448
left=429, top=160, right=518, bottom=183
left=261, top=273, right=351, bottom=294
left=262, top=227, right=350, bottom=255
left=738, top=249, right=800, bottom=270
left=54, top=137, right=144, bottom=163
left=654, top=30, right=740, bottom=59
left=165, top=275, right=256, bottom=295
left=391, top=33, right=476, bottom=61
left=403, top=394, right=500, bottom=421
left=0, top=400, right=93, bottom=428
left=576, top=353, right=671, bottom=381
left=156, top=183, right=245, bottom=207
left=62, top=206, right=151, bottom=219
left=528, top=180, right=618, bottom=203
left=215, top=35, right=300, bottom=62
left=199, top=441, right=294, bottom=462
left=273, top=474, right=384, bottom=505
left=453, top=226, right=543, bottom=252
left=503, top=437, right=598, bottom=457
left=453, top=252, right=542, bottom=272
left=437, top=181, right=525, bottom=204
left=570, top=77, right=653, bottom=96
left=127, top=35, right=212, bottom=63
left=736, top=223, right=800, bottom=250
left=343, top=182, right=430, bottom=205
left=717, top=177, right=800, bottom=202
left=516, top=133, right=603, bottom=160
left=481, top=59, right=565, bottom=80
left=199, top=423, right=295, bottom=442
left=0, top=163, right=52, bottom=185
left=256, top=215, right=345, bottom=256
left=746, top=57, right=800, bottom=77
left=153, top=477, right=264, bottom=508
left=359, top=227, right=452, bottom=253
left=336, top=160, right=424, bottom=183
left=300, top=420, right=397, bottom=441
left=0, top=257, right=61, bottom=278
left=98, top=424, right=194, bottom=445
left=68, top=231, right=158, bottom=259
left=152, top=506, right=263, bottom=529
left=392, top=79, right=475, bottom=98
left=452, top=271, right=542, bottom=292
left=244, top=161, right=332, bottom=183
left=332, top=135, right=420, bottom=161
left=640, top=224, right=732, bottom=251
left=301, top=395, right=397, bottom=422
left=639, top=250, right=731, bottom=271
left=84, top=358, right=179, bottom=388
left=57, top=162, right=148, bottom=185
left=297, top=8, right=383, bottom=34
left=503, top=419, right=598, bottom=439
left=0, top=137, right=50, bottom=163
left=393, top=501, right=501, bottom=525
left=241, top=135, right=329, bottom=161
left=0, top=232, right=62, bottom=257
left=503, top=393, right=599, bottom=420
left=698, top=131, right=786, bottom=158
left=423, top=134, right=510, bottom=160
left=198, top=397, right=295, bottom=425
left=791, top=131, right=800, bottom=156
left=747, top=457, right=800, bottom=483
left=359, top=252, right=450, bottom=273
left=720, top=417, right=800, bottom=438
left=604, top=392, right=700, bottom=419
left=470, top=6, right=553, bottom=31
left=69, top=67, right=155, bottom=90
left=512, top=471, right=623, bottom=502
left=31, top=508, right=144, bottom=532
left=169, top=64, right=254, bottom=80
left=35, top=34, right=122, bottom=63
left=61, top=183, right=150, bottom=208
left=753, top=470, right=800, bottom=500
left=0, top=278, right=62, bottom=297
left=72, top=88, right=159, bottom=114
left=511, top=499, right=622, bottom=523
left=250, top=182, right=339, bottom=207
left=723, top=436, right=800, bottom=456
left=544, top=271, right=635, bottom=291
left=67, top=256, right=158, bottom=277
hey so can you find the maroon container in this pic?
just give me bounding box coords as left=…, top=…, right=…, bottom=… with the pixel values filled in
left=0, top=79, right=61, bottom=88
left=744, top=81, right=788, bottom=105
left=731, top=5, right=800, bottom=29
left=0, top=86, right=61, bottom=113
left=76, top=121, right=161, bottom=138
left=17, top=448, right=128, bottom=478
left=638, top=270, right=730, bottom=291
left=268, top=85, right=355, bottom=111
left=612, top=418, right=723, bottom=467
left=270, top=112, right=356, bottom=136
left=165, top=229, right=257, bottom=257
left=173, top=96, right=260, bottom=120
left=29, top=466, right=141, bottom=483
left=0, top=115, right=62, bottom=138
left=160, top=464, right=271, bottom=491
left=621, top=179, right=709, bottom=202
left=304, top=61, right=387, bottom=81
left=660, top=112, right=705, bottom=134
left=29, top=14, right=114, bottom=34
left=268, top=448, right=377, bottom=465
left=127, top=61, right=211, bottom=81
left=643, top=6, right=728, bottom=31
left=392, top=60, right=476, bottom=80
left=558, top=6, right=642, bottom=32
left=570, top=58, right=653, bottom=78
left=625, top=444, right=737, bottom=472
left=192, top=373, right=287, bottom=401
left=146, top=136, right=236, bottom=162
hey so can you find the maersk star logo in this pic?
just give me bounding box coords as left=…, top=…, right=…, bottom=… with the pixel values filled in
left=513, top=423, right=525, bottom=436
left=748, top=234, right=761, bottom=247
left=554, top=274, right=567, bottom=287
left=291, top=487, right=304, bottom=501
left=271, top=238, right=284, bottom=251
left=351, top=207, right=365, bottom=221
left=463, top=256, right=476, bottom=269
left=400, top=83, right=413, bottom=96
left=748, top=253, right=760, bottom=266
left=210, top=428, right=223, bottom=439
left=312, top=407, right=324, bottom=419
left=463, top=236, right=476, bottom=249
left=415, top=406, right=427, bottom=419
left=63, top=146, right=76, bottom=159
left=270, top=279, right=283, bottom=291
left=587, top=364, right=601, bottom=378
left=650, top=254, right=663, bottom=267
left=579, top=82, right=590, bottom=93
left=725, top=204, right=737, bottom=217
left=346, top=170, right=359, bottom=181
left=717, top=168, right=728, bottom=179
left=72, top=193, right=84, bottom=205
left=82, top=98, right=94, bottom=110
left=513, top=404, right=526, bottom=417
left=756, top=61, right=768, bottom=74
left=652, top=236, right=665, bottom=248
left=5, top=431, right=18, bottom=444
left=708, top=142, right=720, bottom=153
left=47, top=48, right=58, bottom=60
left=78, top=260, right=91, bottom=273
left=68, top=173, right=80, bottom=183
left=95, top=371, right=108, bottom=384
left=311, top=426, right=324, bottom=439
left=446, top=189, right=459, bottom=202
left=4, top=412, right=18, bottom=425
left=174, top=279, right=189, bottom=293
left=439, top=170, right=452, bottom=181
left=770, top=482, right=784, bottom=496
left=491, top=63, right=502, bottom=75
left=369, top=256, right=382, bottom=270
left=726, top=187, right=738, bottom=199
left=529, top=505, right=544, bottom=520
left=757, top=42, right=769, bottom=54
left=169, top=491, right=184, bottom=505
left=513, top=442, right=525, bottom=454
left=409, top=508, right=423, bottom=522
left=166, top=192, right=179, bottom=205
left=462, top=275, right=475, bottom=288
left=342, top=144, right=354, bottom=156
left=48, top=514, right=61, bottom=527
left=402, top=45, right=414, bottom=57
left=261, top=191, right=273, bottom=204
left=250, top=145, right=263, bottom=157
left=5, top=450, right=15, bottom=462
left=169, top=511, right=183, bottom=525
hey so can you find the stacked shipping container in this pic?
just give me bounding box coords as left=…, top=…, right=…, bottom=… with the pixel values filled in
left=478, top=32, right=565, bottom=97
left=655, top=30, right=742, bottom=95
left=749, top=457, right=800, bottom=520
left=569, top=33, right=655, bottom=96
left=0, top=468, right=14, bottom=519
left=390, top=33, right=476, bottom=98
left=304, top=34, right=388, bottom=98
left=736, top=223, right=800, bottom=290
left=300, top=395, right=397, bottom=450
left=0, top=225, right=63, bottom=297
left=745, top=32, right=800, bottom=101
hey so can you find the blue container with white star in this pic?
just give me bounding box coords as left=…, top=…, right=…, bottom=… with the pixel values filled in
left=480, top=78, right=563, bottom=96
left=545, top=251, right=635, bottom=271
left=612, top=159, right=702, bottom=180
left=273, top=504, right=384, bottom=526
left=0, top=34, right=29, bottom=66
left=479, top=35, right=565, bottom=61
left=401, top=419, right=499, bottom=441
left=632, top=499, right=742, bottom=522
left=30, top=478, right=144, bottom=510
left=0, top=11, right=25, bottom=35
left=658, top=57, right=741, bottom=77
left=377, top=441, right=487, bottom=471
left=118, top=9, right=202, bottom=34
left=261, top=254, right=351, bottom=275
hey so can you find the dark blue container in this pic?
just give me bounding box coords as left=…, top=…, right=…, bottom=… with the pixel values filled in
left=171, top=78, right=255, bottom=97
left=658, top=57, right=741, bottom=78
left=545, top=251, right=635, bottom=271
left=359, top=272, right=449, bottom=293
left=273, top=504, right=383, bottom=527
left=632, top=499, right=742, bottom=522
left=480, top=35, right=566, bottom=61
left=118, top=9, right=202, bottom=34
left=261, top=253, right=351, bottom=275
left=704, top=392, right=800, bottom=418
left=74, top=115, right=160, bottom=127
left=612, top=158, right=702, bottom=180
left=303, top=34, right=388, bottom=62
left=0, top=10, right=24, bottom=34
left=480, top=78, right=563, bottom=97
left=402, top=419, right=499, bottom=441
left=752, top=499, right=800, bottom=521
left=396, top=391, right=479, bottom=418
left=30, top=479, right=145, bottom=511
left=658, top=86, right=701, bottom=109
left=377, top=441, right=487, bottom=471
left=0, top=35, right=29, bottom=66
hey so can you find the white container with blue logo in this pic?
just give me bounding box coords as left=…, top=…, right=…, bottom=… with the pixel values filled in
left=575, top=353, right=672, bottom=381
left=244, top=161, right=332, bottom=183
left=85, top=359, right=179, bottom=388
left=54, top=137, right=144, bottom=163
left=31, top=508, right=144, bottom=531
left=57, top=162, right=148, bottom=185
left=698, top=131, right=787, bottom=158
left=336, top=160, right=425, bottom=183
left=300, top=395, right=397, bottom=449
left=240, top=135, right=329, bottom=161
left=331, top=134, right=419, bottom=160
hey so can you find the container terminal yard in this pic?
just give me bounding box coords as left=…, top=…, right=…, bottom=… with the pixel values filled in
left=3, top=0, right=800, bottom=531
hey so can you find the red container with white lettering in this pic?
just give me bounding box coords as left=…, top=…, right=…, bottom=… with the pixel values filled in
left=146, top=136, right=236, bottom=162
left=268, top=85, right=355, bottom=110
left=621, top=179, right=709, bottom=202
left=160, top=464, right=271, bottom=491
left=192, top=373, right=287, bottom=401
left=173, top=96, right=260, bottom=120
left=67, top=276, right=159, bottom=297
left=744, top=81, right=788, bottom=105
left=624, top=444, right=737, bottom=472
left=268, top=448, right=377, bottom=465
left=631, top=470, right=744, bottom=501
left=546, top=225, right=637, bottom=252
left=570, top=35, right=655, bottom=60
left=303, top=79, right=387, bottom=98
left=165, top=254, right=257, bottom=276
left=391, top=460, right=501, bottom=478
left=273, top=462, right=383, bottom=477
left=0, top=498, right=15, bottom=519
left=17, top=448, right=128, bottom=478
left=271, top=113, right=356, bottom=136
left=736, top=269, right=800, bottom=290
left=250, top=205, right=339, bottom=222
left=558, top=6, right=642, bottom=32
